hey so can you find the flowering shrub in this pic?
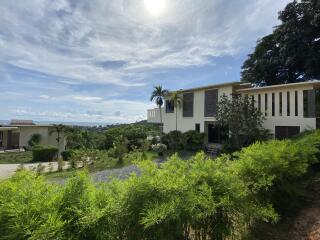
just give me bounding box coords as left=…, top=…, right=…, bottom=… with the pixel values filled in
left=151, top=143, right=167, bottom=156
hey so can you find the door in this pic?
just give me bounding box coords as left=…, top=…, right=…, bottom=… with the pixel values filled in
left=275, top=126, right=300, bottom=140
left=208, top=124, right=220, bottom=144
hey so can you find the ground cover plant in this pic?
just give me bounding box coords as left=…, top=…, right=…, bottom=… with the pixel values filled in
left=0, top=151, right=33, bottom=164
left=0, top=130, right=319, bottom=240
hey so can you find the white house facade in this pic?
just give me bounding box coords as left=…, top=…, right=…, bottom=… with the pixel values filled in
left=0, top=120, right=66, bottom=152
left=147, top=80, right=320, bottom=144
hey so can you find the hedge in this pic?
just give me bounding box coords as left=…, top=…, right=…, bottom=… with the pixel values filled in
left=1, top=130, right=319, bottom=240
left=32, top=145, right=59, bottom=162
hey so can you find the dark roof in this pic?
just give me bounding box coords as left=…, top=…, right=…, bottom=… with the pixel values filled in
left=10, top=119, right=35, bottom=125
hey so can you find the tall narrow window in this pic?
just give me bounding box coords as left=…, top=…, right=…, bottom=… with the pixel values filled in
left=258, top=94, right=261, bottom=112
left=279, top=92, right=283, bottom=116
left=272, top=93, right=275, bottom=116
left=183, top=93, right=194, bottom=118
left=303, top=90, right=316, bottom=118
left=316, top=89, right=320, bottom=118
left=287, top=92, right=290, bottom=116
left=165, top=100, right=174, bottom=113
left=295, top=91, right=298, bottom=116
left=265, top=93, right=268, bottom=116
left=204, top=89, right=218, bottom=117
left=251, top=95, right=255, bottom=108
left=195, top=123, right=200, bottom=133
left=303, top=90, right=308, bottom=117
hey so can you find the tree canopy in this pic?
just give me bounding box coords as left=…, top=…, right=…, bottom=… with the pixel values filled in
left=217, top=94, right=269, bottom=149
left=241, top=0, right=320, bottom=85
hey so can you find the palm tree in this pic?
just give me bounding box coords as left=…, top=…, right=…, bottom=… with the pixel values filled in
left=169, top=91, right=183, bottom=131
left=150, top=85, right=169, bottom=130
left=49, top=124, right=66, bottom=152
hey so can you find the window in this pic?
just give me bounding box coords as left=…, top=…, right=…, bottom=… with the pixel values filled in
left=251, top=95, right=255, bottom=108
left=258, top=94, right=261, bottom=111
left=265, top=93, right=268, bottom=116
left=303, top=90, right=316, bottom=118
left=295, top=91, right=298, bottom=116
left=275, top=126, right=300, bottom=140
left=204, top=89, right=218, bottom=117
left=195, top=123, right=200, bottom=133
left=316, top=88, right=320, bottom=117
left=183, top=93, right=194, bottom=117
left=303, top=90, right=308, bottom=117
left=165, top=100, right=174, bottom=113
left=279, top=92, right=282, bottom=116
left=287, top=92, right=290, bottom=116
left=272, top=93, right=275, bottom=116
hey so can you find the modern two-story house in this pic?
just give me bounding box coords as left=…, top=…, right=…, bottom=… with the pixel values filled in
left=147, top=80, right=320, bottom=145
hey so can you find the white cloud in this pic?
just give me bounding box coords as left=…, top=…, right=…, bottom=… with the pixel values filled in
left=39, top=95, right=51, bottom=100
left=71, top=95, right=103, bottom=102
left=0, top=0, right=292, bottom=123
left=0, top=0, right=291, bottom=86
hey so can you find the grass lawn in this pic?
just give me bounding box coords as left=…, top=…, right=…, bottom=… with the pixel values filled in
left=0, top=151, right=33, bottom=164
left=45, top=151, right=158, bottom=180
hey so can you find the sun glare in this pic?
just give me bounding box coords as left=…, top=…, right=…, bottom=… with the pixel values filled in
left=144, top=0, right=166, bottom=16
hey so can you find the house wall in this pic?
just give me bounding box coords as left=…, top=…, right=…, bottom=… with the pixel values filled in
left=246, top=84, right=317, bottom=135
left=2, top=131, right=8, bottom=147
left=19, top=126, right=66, bottom=152
left=147, top=82, right=320, bottom=140
left=147, top=108, right=161, bottom=124
left=162, top=85, right=234, bottom=133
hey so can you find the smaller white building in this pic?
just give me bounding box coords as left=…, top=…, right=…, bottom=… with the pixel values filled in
left=147, top=81, right=320, bottom=144
left=0, top=120, right=66, bottom=152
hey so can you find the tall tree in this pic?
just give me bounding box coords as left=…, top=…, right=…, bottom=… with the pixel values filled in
left=49, top=124, right=66, bottom=151
left=150, top=86, right=169, bottom=130
left=217, top=94, right=268, bottom=149
left=169, top=92, right=183, bottom=131
left=242, top=0, right=320, bottom=85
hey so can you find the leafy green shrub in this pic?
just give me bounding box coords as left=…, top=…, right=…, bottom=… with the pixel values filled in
left=1, top=130, right=320, bottom=240
left=32, top=145, right=58, bottom=162
left=182, top=130, right=205, bottom=151
left=151, top=143, right=167, bottom=156
left=0, top=171, right=64, bottom=239
left=161, top=131, right=184, bottom=151
left=28, top=133, right=42, bottom=148
left=61, top=150, right=72, bottom=161
left=232, top=138, right=319, bottom=213
left=103, top=124, right=156, bottom=151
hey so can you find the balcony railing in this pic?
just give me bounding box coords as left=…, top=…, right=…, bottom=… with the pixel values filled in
left=147, top=108, right=162, bottom=124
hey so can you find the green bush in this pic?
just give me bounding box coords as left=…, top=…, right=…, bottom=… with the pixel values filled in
left=61, top=150, right=72, bottom=161
left=28, top=133, right=42, bottom=148
left=32, top=145, right=58, bottom=162
left=1, top=130, right=320, bottom=240
left=232, top=138, right=318, bottom=213
left=182, top=130, right=205, bottom=151
left=0, top=172, right=64, bottom=239
left=151, top=143, right=167, bottom=156
left=161, top=131, right=184, bottom=151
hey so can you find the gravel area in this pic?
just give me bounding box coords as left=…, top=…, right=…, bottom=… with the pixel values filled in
left=93, top=165, right=140, bottom=182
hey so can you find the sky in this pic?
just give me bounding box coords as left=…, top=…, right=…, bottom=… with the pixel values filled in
left=0, top=0, right=292, bottom=124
